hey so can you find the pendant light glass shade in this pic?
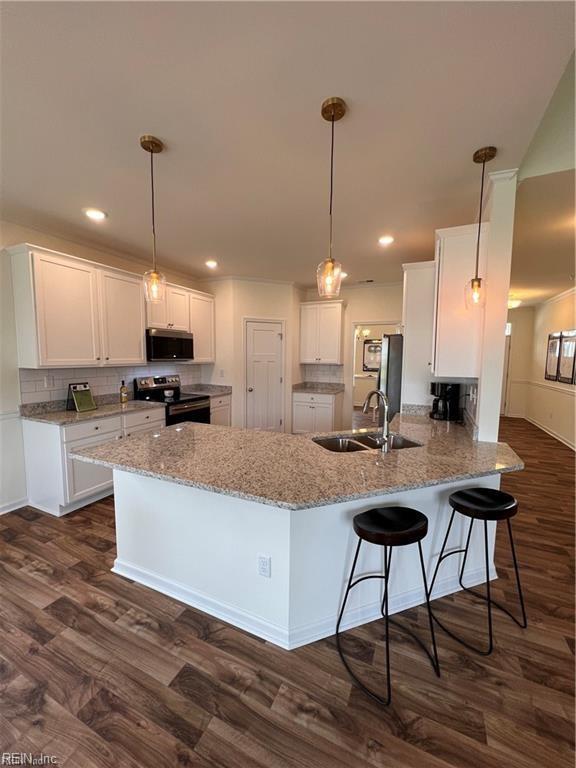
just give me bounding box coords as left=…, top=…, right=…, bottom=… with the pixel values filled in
left=143, top=269, right=167, bottom=303
left=140, top=135, right=167, bottom=304
left=317, top=257, right=343, bottom=298
left=465, top=276, right=486, bottom=308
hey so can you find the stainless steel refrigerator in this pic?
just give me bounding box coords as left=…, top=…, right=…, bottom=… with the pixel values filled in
left=377, top=334, right=403, bottom=420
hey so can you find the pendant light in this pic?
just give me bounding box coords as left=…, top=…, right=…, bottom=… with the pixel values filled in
left=466, top=146, right=497, bottom=309
left=140, top=134, right=167, bottom=303
left=317, top=97, right=347, bottom=298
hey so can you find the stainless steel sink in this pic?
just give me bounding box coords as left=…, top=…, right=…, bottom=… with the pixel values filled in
left=353, top=433, right=422, bottom=450
left=312, top=437, right=368, bottom=453
left=312, top=433, right=421, bottom=453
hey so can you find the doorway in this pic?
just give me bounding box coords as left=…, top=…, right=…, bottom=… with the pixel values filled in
left=500, top=329, right=512, bottom=416
left=244, top=320, right=284, bottom=431
left=352, top=323, right=399, bottom=422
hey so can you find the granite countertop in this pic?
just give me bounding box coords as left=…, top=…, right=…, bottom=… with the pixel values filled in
left=293, top=382, right=345, bottom=395
left=20, top=400, right=164, bottom=426
left=71, top=414, right=523, bottom=510
left=181, top=385, right=232, bottom=397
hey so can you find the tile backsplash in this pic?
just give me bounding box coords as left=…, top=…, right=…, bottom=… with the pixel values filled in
left=300, top=364, right=344, bottom=384
left=19, top=364, right=205, bottom=405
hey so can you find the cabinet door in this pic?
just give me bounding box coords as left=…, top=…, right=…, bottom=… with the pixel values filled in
left=190, top=294, right=215, bottom=362
left=146, top=295, right=168, bottom=328
left=312, top=403, right=333, bottom=432
left=99, top=271, right=146, bottom=365
left=33, top=251, right=101, bottom=366
left=64, top=431, right=120, bottom=503
left=317, top=303, right=342, bottom=363
left=292, top=401, right=314, bottom=433
left=210, top=404, right=231, bottom=426
left=166, top=287, right=190, bottom=331
left=300, top=304, right=319, bottom=363
left=433, top=230, right=485, bottom=378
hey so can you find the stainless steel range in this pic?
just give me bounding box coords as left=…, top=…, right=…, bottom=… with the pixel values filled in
left=133, top=375, right=210, bottom=426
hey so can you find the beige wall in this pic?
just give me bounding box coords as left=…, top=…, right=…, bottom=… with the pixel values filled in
left=505, top=306, right=535, bottom=417
left=0, top=219, right=205, bottom=512
left=526, top=289, right=576, bottom=448
left=204, top=278, right=304, bottom=431
left=519, top=54, right=575, bottom=182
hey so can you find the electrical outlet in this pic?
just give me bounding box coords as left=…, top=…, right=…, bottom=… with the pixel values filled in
left=219, top=369, right=225, bottom=379
left=43, top=375, right=54, bottom=389
left=257, top=554, right=271, bottom=578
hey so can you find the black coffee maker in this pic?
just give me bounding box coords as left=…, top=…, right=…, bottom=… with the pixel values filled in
left=430, top=382, right=462, bottom=421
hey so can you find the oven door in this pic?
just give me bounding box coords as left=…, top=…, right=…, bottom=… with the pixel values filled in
left=166, top=400, right=211, bottom=425
left=146, top=329, right=194, bottom=361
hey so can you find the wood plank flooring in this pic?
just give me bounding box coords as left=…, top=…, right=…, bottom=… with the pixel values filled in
left=0, top=417, right=573, bottom=767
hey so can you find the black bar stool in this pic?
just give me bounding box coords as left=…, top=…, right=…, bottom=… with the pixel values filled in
left=336, top=506, right=440, bottom=706
left=428, top=487, right=527, bottom=656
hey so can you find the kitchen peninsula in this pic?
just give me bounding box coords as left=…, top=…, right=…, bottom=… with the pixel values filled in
left=72, top=416, right=523, bottom=649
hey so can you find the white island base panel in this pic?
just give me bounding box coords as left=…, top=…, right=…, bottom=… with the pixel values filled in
left=112, top=469, right=500, bottom=650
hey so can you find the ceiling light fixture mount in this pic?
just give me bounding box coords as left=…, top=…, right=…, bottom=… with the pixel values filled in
left=83, top=207, right=107, bottom=222
left=466, top=145, right=497, bottom=309
left=140, top=134, right=167, bottom=304
left=317, top=97, right=347, bottom=298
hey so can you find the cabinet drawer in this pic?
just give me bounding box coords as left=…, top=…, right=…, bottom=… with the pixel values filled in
left=124, top=423, right=165, bottom=438
left=293, top=393, right=335, bottom=406
left=210, top=395, right=231, bottom=410
left=123, top=408, right=165, bottom=429
left=62, top=416, right=122, bottom=443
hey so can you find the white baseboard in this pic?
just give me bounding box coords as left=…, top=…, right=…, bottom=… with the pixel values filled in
left=0, top=497, right=28, bottom=515
left=27, top=490, right=113, bottom=517
left=113, top=558, right=495, bottom=650
left=525, top=416, right=575, bottom=450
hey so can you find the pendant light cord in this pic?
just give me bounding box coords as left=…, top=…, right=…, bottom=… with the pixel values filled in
left=328, top=115, right=335, bottom=262
left=150, top=151, right=157, bottom=272
left=474, top=159, right=486, bottom=280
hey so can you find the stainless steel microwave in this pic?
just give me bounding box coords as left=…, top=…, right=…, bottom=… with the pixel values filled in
left=146, top=329, right=194, bottom=361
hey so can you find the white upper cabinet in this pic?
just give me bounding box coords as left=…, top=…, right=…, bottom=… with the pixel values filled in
left=190, top=293, right=215, bottom=363
left=14, top=248, right=102, bottom=367
left=8, top=244, right=146, bottom=368
left=432, top=225, right=487, bottom=378
left=299, top=300, right=343, bottom=364
left=99, top=270, right=146, bottom=365
left=166, top=286, right=190, bottom=331
left=146, top=295, right=168, bottom=329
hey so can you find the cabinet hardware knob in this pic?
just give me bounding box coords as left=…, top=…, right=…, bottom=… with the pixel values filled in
left=105, top=357, right=109, bottom=360
left=247, top=387, right=254, bottom=392
left=96, top=356, right=101, bottom=360
left=94, top=426, right=99, bottom=430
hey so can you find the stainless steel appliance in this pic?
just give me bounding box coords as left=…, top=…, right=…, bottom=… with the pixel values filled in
left=133, top=375, right=210, bottom=425
left=377, top=334, right=403, bottom=420
left=430, top=382, right=462, bottom=421
left=146, top=329, right=194, bottom=362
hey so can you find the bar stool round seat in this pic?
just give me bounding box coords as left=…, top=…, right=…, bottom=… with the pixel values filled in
left=449, top=488, right=518, bottom=521
left=336, top=505, right=439, bottom=706
left=353, top=507, right=428, bottom=546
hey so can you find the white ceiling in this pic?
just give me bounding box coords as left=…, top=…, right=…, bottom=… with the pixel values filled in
left=510, top=170, right=575, bottom=304
left=1, top=2, right=574, bottom=286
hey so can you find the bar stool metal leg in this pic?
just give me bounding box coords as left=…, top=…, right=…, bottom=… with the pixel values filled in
left=429, top=510, right=528, bottom=656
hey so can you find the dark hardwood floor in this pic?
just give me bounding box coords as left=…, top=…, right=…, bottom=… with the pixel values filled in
left=0, top=417, right=573, bottom=767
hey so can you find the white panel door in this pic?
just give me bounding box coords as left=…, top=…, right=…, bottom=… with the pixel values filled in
left=166, top=287, right=190, bottom=331
left=34, top=251, right=101, bottom=366
left=246, top=321, right=283, bottom=431
left=99, top=271, right=146, bottom=365
left=317, top=303, right=342, bottom=363
left=299, top=304, right=319, bottom=363
left=190, top=294, right=215, bottom=362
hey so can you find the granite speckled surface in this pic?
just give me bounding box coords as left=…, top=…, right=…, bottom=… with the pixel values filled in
left=71, top=414, right=523, bottom=510
left=181, top=385, right=232, bottom=397
left=293, top=382, right=345, bottom=395
left=20, top=400, right=164, bottom=426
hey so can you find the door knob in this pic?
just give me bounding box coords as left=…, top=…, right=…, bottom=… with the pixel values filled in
left=247, top=387, right=254, bottom=392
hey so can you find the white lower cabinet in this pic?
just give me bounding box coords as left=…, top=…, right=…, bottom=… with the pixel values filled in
left=22, top=407, right=165, bottom=516
left=210, top=395, right=231, bottom=426
left=292, top=392, right=343, bottom=434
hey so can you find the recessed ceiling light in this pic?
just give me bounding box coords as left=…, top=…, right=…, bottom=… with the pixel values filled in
left=378, top=235, right=394, bottom=247
left=83, top=207, right=107, bottom=222
left=205, top=260, right=218, bottom=269
left=341, top=272, right=348, bottom=279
